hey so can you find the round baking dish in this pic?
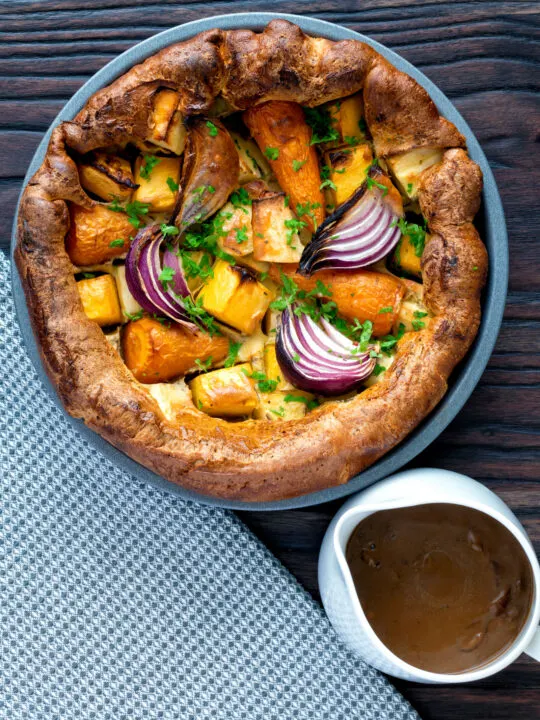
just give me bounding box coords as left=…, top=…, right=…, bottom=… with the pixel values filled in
left=10, top=12, right=508, bottom=510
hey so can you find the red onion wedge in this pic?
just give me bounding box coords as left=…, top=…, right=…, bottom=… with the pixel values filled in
left=275, top=306, right=376, bottom=395
left=125, top=224, right=195, bottom=328
left=299, top=168, right=403, bottom=275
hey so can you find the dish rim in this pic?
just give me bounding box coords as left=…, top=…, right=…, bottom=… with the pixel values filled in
left=10, top=11, right=508, bottom=511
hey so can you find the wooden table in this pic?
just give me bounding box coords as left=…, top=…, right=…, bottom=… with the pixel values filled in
left=2, top=2, right=538, bottom=718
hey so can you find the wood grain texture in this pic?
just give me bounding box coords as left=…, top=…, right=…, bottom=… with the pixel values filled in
left=2, top=2, right=539, bottom=718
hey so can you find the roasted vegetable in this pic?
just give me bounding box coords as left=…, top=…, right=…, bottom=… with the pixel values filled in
left=199, top=260, right=273, bottom=335
left=395, top=279, right=431, bottom=333
left=66, top=203, right=134, bottom=266
left=77, top=273, right=123, bottom=327
left=121, top=317, right=229, bottom=383
left=391, top=233, right=423, bottom=279
left=147, top=379, right=194, bottom=421
left=133, top=156, right=181, bottom=213
left=231, top=132, right=272, bottom=183
left=386, top=147, right=443, bottom=200
left=254, top=391, right=313, bottom=421
left=189, top=363, right=259, bottom=417
left=218, top=202, right=254, bottom=257
left=252, top=192, right=304, bottom=263
left=324, top=143, right=373, bottom=207
left=173, top=118, right=239, bottom=230
left=364, top=352, right=395, bottom=388
left=79, top=152, right=137, bottom=202
left=243, top=101, right=325, bottom=231
left=113, top=265, right=142, bottom=319
left=269, top=264, right=406, bottom=337
left=147, top=89, right=186, bottom=155
left=263, top=343, right=293, bottom=391
left=326, top=94, right=366, bottom=147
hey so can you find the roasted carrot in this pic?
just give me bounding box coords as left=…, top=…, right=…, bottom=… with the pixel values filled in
left=269, top=264, right=406, bottom=337
left=122, top=317, right=229, bottom=383
left=66, top=203, right=134, bottom=266
left=243, top=101, right=325, bottom=231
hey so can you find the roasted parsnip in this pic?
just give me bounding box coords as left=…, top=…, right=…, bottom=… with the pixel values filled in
left=133, top=156, right=181, bottom=213
left=251, top=192, right=303, bottom=264
left=79, top=152, right=137, bottom=202
left=386, top=147, right=443, bottom=200
left=189, top=363, right=259, bottom=417
left=147, top=89, right=186, bottom=155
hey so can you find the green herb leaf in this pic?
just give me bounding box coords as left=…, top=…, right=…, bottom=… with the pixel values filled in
left=206, top=120, right=218, bottom=137
left=395, top=217, right=427, bottom=257
left=160, top=223, right=179, bottom=237
left=292, top=159, right=307, bottom=172
left=284, top=394, right=320, bottom=411
left=224, top=340, right=241, bottom=368
left=249, top=371, right=279, bottom=393
left=413, top=310, right=428, bottom=318
left=195, top=356, right=213, bottom=372
left=372, top=364, right=386, bottom=376
left=158, top=265, right=175, bottom=291
left=264, top=147, right=279, bottom=160
left=366, top=176, right=388, bottom=196
left=304, top=106, right=340, bottom=145
left=124, top=309, right=144, bottom=321
left=166, top=176, right=179, bottom=193
left=319, top=178, right=337, bottom=191
left=140, top=155, right=161, bottom=181
left=235, top=225, right=249, bottom=244
left=270, top=406, right=286, bottom=417
left=378, top=306, right=393, bottom=314
left=108, top=238, right=125, bottom=248
left=411, top=320, right=425, bottom=331
left=230, top=187, right=252, bottom=209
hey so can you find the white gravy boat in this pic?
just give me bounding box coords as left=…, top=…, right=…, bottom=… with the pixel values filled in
left=318, top=468, right=540, bottom=683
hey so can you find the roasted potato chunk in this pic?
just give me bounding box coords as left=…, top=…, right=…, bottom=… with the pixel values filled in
left=133, top=156, right=181, bottom=213
left=254, top=391, right=313, bottom=421
left=231, top=132, right=272, bottom=183
left=79, top=153, right=136, bottom=202
left=324, top=143, right=373, bottom=207
left=113, top=265, right=142, bottom=319
left=326, top=94, right=366, bottom=147
left=66, top=203, right=134, bottom=266
left=199, top=260, right=273, bottom=335
left=147, top=89, right=186, bottom=155
left=386, top=147, right=443, bottom=200
left=243, top=101, right=325, bottom=231
left=252, top=192, right=303, bottom=263
left=122, top=317, right=229, bottom=383
left=77, top=273, right=122, bottom=327
left=147, top=379, right=194, bottom=421
left=189, top=363, right=259, bottom=417
left=218, top=202, right=254, bottom=257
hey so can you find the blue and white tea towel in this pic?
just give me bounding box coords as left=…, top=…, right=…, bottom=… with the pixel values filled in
left=0, top=252, right=418, bottom=720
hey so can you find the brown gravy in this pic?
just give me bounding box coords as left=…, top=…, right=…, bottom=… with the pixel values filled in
left=346, top=503, right=533, bottom=673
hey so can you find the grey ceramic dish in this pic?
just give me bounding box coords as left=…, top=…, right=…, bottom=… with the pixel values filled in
left=10, top=12, right=508, bottom=511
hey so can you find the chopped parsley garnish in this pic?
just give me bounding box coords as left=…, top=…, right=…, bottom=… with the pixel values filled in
left=292, top=353, right=300, bottom=363
left=248, top=371, right=279, bottom=393
left=180, top=251, right=214, bottom=282
left=372, top=364, right=386, bottom=377
left=259, top=271, right=269, bottom=282
left=412, top=320, right=426, bottom=331
left=284, top=394, right=320, bottom=411
left=193, top=184, right=215, bottom=197
left=230, top=187, right=252, bottom=210
left=82, top=272, right=96, bottom=279
left=183, top=296, right=221, bottom=335
left=414, top=310, right=428, bottom=319
left=304, top=106, right=340, bottom=145
left=140, top=155, right=161, bottom=180
left=158, top=265, right=175, bottom=291
left=108, top=238, right=125, bottom=248
left=296, top=201, right=321, bottom=229
left=344, top=135, right=360, bottom=146
left=394, top=217, right=427, bottom=257
left=379, top=323, right=406, bottom=355
left=195, top=356, right=213, bottom=372
left=320, top=178, right=337, bottom=191
left=407, top=182, right=414, bottom=194
left=284, top=217, right=306, bottom=246
left=270, top=407, right=286, bottom=417
left=292, top=159, right=307, bottom=172
left=182, top=213, right=236, bottom=265
left=166, top=176, right=179, bottom=193
left=224, top=340, right=241, bottom=368
left=124, top=310, right=144, bottom=321
left=160, top=223, right=179, bottom=237
left=270, top=272, right=301, bottom=312
left=108, top=198, right=151, bottom=229
left=206, top=120, right=218, bottom=137
left=235, top=225, right=249, bottom=244
left=366, top=176, right=388, bottom=196
left=306, top=279, right=333, bottom=298
left=264, top=147, right=279, bottom=160
left=378, top=306, right=393, bottom=314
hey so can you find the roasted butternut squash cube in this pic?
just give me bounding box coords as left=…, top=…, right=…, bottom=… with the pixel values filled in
left=325, top=143, right=373, bottom=206
left=77, top=273, right=123, bottom=326
left=231, top=132, right=272, bottom=183
left=147, top=379, right=194, bottom=421
left=114, top=265, right=142, bottom=319
left=199, top=260, right=273, bottom=335
left=79, top=153, right=136, bottom=202
left=66, top=203, right=134, bottom=266
left=391, top=234, right=423, bottom=279
left=147, top=89, right=186, bottom=155
left=252, top=193, right=303, bottom=263
left=326, top=94, right=366, bottom=147
left=254, top=391, right=313, bottom=421
left=133, top=156, right=181, bottom=212
left=386, top=147, right=443, bottom=200
left=218, top=202, right=254, bottom=257
left=189, top=363, right=259, bottom=417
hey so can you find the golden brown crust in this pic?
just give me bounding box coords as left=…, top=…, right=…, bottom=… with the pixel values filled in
left=15, top=20, right=487, bottom=501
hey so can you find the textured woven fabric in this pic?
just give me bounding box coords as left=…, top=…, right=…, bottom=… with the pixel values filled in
left=0, top=252, right=418, bottom=720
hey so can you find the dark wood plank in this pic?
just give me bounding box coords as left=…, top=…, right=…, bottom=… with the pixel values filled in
left=2, top=3, right=539, bottom=719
